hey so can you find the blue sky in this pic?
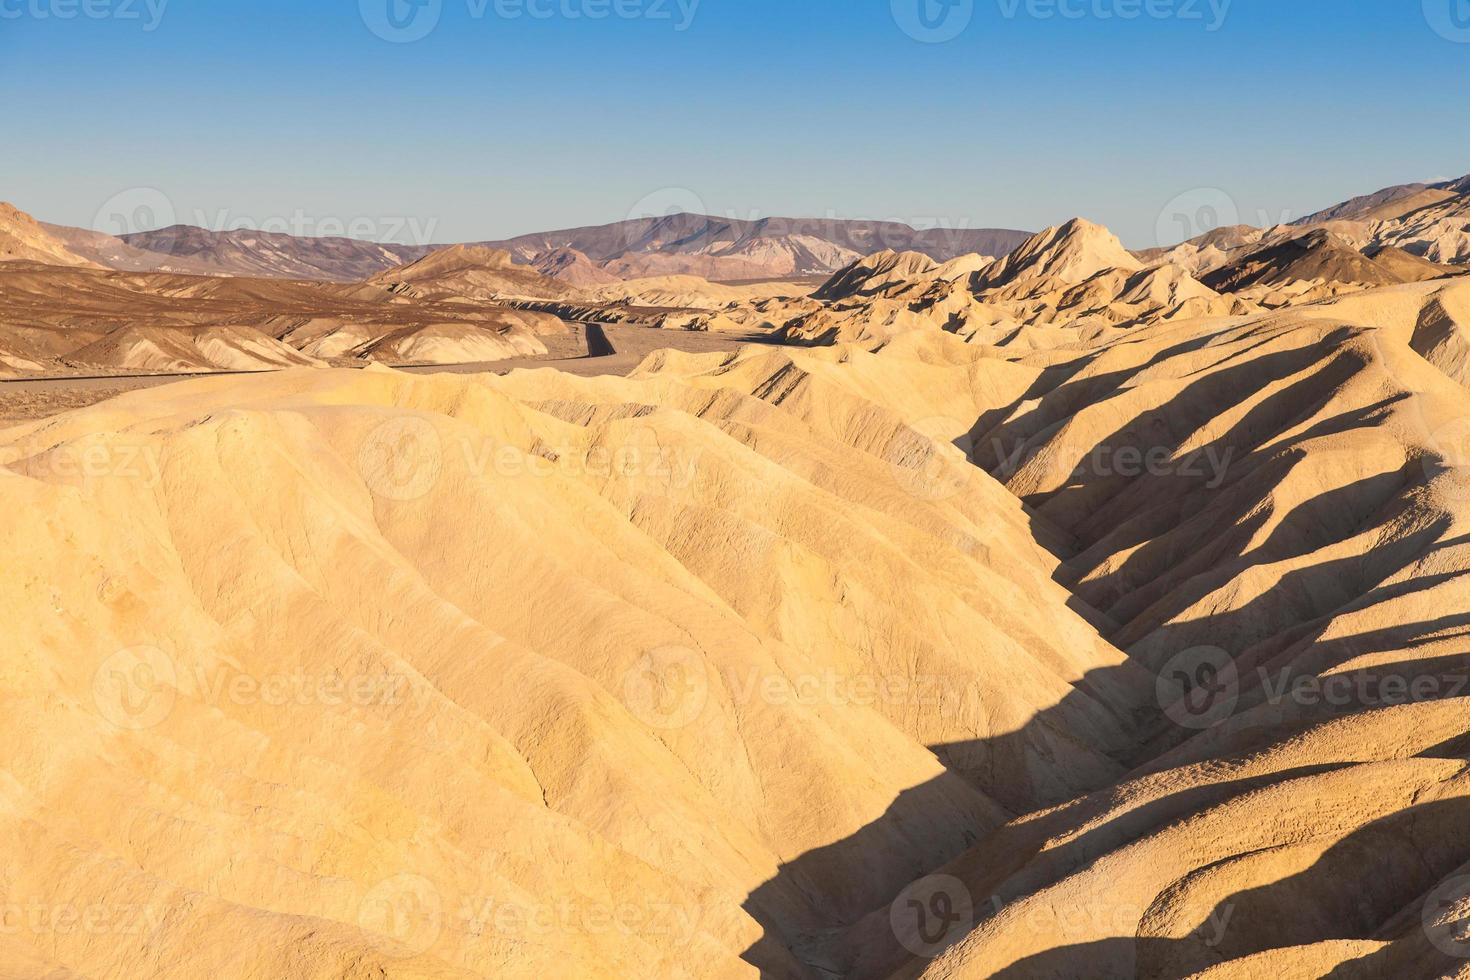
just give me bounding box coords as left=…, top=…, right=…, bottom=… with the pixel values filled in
left=3, top=0, right=1468, bottom=247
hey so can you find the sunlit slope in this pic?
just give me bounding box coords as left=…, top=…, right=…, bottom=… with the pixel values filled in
left=0, top=336, right=1141, bottom=978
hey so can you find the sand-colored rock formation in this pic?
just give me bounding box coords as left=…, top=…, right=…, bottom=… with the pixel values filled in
left=672, top=208, right=1469, bottom=352
left=370, top=245, right=576, bottom=304
left=815, top=250, right=949, bottom=301
left=587, top=274, right=811, bottom=310
left=0, top=329, right=1147, bottom=977
left=1146, top=174, right=1470, bottom=287
left=0, top=249, right=568, bottom=375
left=64, top=324, right=324, bottom=373
left=1372, top=181, right=1470, bottom=265
left=9, top=176, right=1470, bottom=980
left=367, top=245, right=810, bottom=331
left=740, top=219, right=1248, bottom=346
left=1201, top=228, right=1450, bottom=303
left=7, top=270, right=1470, bottom=976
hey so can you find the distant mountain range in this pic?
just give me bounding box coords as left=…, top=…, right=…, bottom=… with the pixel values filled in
left=482, top=213, right=1032, bottom=280
left=108, top=224, right=423, bottom=281
left=1137, top=172, right=1470, bottom=273
left=17, top=212, right=1032, bottom=284
left=7, top=173, right=1469, bottom=287
left=1292, top=174, right=1470, bottom=226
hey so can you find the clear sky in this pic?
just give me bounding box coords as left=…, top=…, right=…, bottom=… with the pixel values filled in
left=4, top=0, right=1468, bottom=247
